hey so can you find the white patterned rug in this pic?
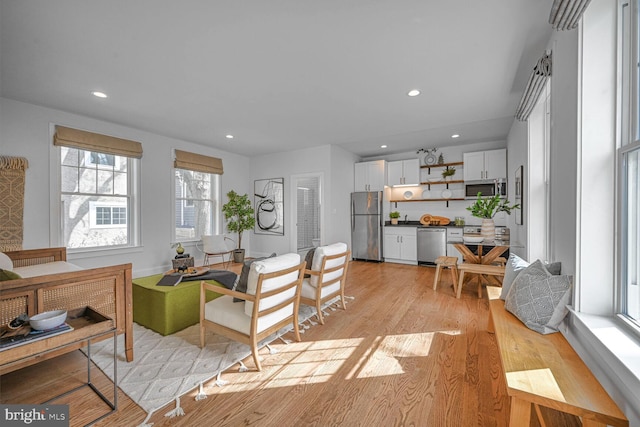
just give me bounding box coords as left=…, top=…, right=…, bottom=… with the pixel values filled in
left=86, top=297, right=350, bottom=426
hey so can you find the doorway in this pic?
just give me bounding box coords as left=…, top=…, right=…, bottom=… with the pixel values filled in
left=291, top=173, right=323, bottom=257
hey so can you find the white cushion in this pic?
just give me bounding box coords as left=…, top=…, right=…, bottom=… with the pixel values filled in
left=310, top=242, right=348, bottom=287
left=504, top=260, right=572, bottom=334
left=0, top=252, right=13, bottom=270
left=301, top=277, right=341, bottom=300
left=13, top=261, right=83, bottom=278
left=204, top=295, right=293, bottom=335
left=245, top=253, right=301, bottom=317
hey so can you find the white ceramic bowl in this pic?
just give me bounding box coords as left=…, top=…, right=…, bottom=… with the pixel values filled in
left=463, top=235, right=485, bottom=243
left=29, top=310, right=67, bottom=331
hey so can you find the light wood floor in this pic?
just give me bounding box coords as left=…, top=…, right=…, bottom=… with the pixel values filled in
left=1, top=260, right=512, bottom=426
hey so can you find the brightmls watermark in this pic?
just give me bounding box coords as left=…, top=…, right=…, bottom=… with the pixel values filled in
left=1, top=405, right=68, bottom=426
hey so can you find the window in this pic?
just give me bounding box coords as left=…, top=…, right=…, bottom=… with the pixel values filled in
left=172, top=150, right=223, bottom=242
left=53, top=125, right=142, bottom=251
left=59, top=147, right=138, bottom=248
left=619, top=0, right=640, bottom=323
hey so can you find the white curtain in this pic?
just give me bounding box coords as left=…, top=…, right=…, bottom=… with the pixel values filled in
left=515, top=53, right=552, bottom=122
left=549, top=0, right=593, bottom=31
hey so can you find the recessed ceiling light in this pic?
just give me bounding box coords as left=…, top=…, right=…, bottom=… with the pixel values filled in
left=225, top=135, right=234, bottom=139
left=451, top=134, right=460, bottom=138
left=407, top=89, right=421, bottom=97
left=381, top=145, right=387, bottom=148
left=92, top=91, right=107, bottom=98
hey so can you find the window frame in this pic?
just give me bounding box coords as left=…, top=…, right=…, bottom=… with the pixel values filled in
left=172, top=166, right=221, bottom=244
left=50, top=126, right=141, bottom=254
left=617, top=0, right=640, bottom=327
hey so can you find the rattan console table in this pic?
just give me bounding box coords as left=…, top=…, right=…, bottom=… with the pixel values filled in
left=0, top=307, right=118, bottom=426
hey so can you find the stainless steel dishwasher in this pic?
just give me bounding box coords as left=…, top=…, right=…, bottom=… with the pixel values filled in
left=417, top=227, right=447, bottom=266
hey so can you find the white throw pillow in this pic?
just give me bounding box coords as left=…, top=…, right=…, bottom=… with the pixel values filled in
left=500, top=254, right=561, bottom=300
left=310, top=242, right=348, bottom=287
left=244, top=253, right=301, bottom=317
left=0, top=252, right=13, bottom=271
left=504, top=260, right=572, bottom=334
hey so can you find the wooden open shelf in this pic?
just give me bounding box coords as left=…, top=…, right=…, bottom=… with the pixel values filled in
left=420, top=161, right=463, bottom=171
left=420, top=179, right=464, bottom=186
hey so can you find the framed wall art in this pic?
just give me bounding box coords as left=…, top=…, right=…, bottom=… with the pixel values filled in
left=254, top=177, right=284, bottom=235
left=515, top=165, right=523, bottom=225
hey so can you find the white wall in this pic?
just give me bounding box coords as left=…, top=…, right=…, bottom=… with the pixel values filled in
left=0, top=97, right=251, bottom=277
left=248, top=144, right=358, bottom=258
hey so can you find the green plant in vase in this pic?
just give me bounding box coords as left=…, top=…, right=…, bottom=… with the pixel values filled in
left=466, top=193, right=520, bottom=240
left=389, top=211, right=400, bottom=225
left=222, top=190, right=256, bottom=263
left=441, top=167, right=456, bottom=181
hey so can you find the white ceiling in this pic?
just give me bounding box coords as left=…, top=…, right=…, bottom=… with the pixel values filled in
left=0, top=0, right=554, bottom=158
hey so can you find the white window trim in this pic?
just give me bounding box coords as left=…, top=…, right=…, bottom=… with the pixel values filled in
left=49, top=123, right=142, bottom=254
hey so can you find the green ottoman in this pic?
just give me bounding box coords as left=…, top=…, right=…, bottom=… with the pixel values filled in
left=133, top=274, right=226, bottom=335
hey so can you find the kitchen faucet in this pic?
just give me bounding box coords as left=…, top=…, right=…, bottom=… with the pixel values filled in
left=404, top=215, right=408, bottom=224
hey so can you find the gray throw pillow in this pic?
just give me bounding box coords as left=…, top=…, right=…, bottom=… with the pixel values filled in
left=233, top=253, right=276, bottom=302
left=500, top=253, right=561, bottom=300
left=303, top=248, right=316, bottom=278
left=504, top=260, right=572, bottom=334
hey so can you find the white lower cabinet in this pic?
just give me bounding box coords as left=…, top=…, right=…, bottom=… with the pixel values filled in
left=446, top=227, right=464, bottom=263
left=384, top=227, right=417, bottom=265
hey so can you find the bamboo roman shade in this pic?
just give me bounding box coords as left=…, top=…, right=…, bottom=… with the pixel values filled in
left=549, top=0, right=593, bottom=31
left=174, top=149, right=224, bottom=175
left=54, top=125, right=143, bottom=158
left=515, top=52, right=552, bottom=121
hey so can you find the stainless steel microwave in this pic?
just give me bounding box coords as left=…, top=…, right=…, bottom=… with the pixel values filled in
left=465, top=182, right=507, bottom=199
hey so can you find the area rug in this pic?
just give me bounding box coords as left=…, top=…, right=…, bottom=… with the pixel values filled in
left=86, top=296, right=352, bottom=426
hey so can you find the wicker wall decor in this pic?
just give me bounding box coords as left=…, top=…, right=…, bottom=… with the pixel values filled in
left=0, top=156, right=29, bottom=251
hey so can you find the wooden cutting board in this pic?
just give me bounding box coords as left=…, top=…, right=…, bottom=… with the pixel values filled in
left=419, top=214, right=451, bottom=226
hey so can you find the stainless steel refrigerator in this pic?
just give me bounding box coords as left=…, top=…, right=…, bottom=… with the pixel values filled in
left=351, top=191, right=383, bottom=261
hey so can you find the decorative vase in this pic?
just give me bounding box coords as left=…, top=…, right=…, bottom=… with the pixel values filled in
left=176, top=243, right=184, bottom=255
left=233, top=249, right=245, bottom=263
left=481, top=218, right=495, bottom=241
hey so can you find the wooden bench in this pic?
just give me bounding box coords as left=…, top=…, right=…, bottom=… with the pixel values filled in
left=456, top=263, right=505, bottom=298
left=433, top=256, right=458, bottom=293
left=487, top=286, right=628, bottom=427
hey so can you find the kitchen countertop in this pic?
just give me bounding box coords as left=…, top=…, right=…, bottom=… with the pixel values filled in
left=384, top=221, right=464, bottom=228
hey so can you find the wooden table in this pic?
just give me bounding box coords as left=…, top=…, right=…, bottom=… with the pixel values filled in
left=450, top=240, right=510, bottom=289
left=450, top=240, right=509, bottom=265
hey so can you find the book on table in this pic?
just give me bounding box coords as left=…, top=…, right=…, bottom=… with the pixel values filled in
left=156, top=273, right=183, bottom=286
left=0, top=323, right=74, bottom=350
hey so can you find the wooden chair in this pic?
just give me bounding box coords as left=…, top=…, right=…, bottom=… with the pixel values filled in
left=200, top=253, right=305, bottom=371
left=433, top=256, right=459, bottom=293
left=201, top=234, right=234, bottom=269
left=300, top=243, right=350, bottom=325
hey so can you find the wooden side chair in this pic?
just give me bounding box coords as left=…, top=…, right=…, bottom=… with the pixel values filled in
left=433, top=256, right=459, bottom=293
left=200, top=253, right=305, bottom=371
left=300, top=242, right=350, bottom=325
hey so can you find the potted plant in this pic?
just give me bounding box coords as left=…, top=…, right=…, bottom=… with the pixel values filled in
left=222, top=190, right=255, bottom=263
left=441, top=167, right=456, bottom=181
left=389, top=211, right=400, bottom=225
left=466, top=193, right=519, bottom=240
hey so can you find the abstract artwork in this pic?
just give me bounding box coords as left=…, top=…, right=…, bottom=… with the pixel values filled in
left=254, top=178, right=284, bottom=235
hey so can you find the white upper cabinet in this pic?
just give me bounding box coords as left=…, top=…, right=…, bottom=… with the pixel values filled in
left=354, top=160, right=387, bottom=191
left=387, top=159, right=419, bottom=186
left=463, top=149, right=506, bottom=181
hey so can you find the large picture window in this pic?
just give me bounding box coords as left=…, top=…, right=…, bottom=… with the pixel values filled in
left=619, top=0, right=640, bottom=323
left=174, top=169, right=219, bottom=241
left=60, top=147, right=136, bottom=248
left=53, top=125, right=142, bottom=251
left=172, top=149, right=223, bottom=242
